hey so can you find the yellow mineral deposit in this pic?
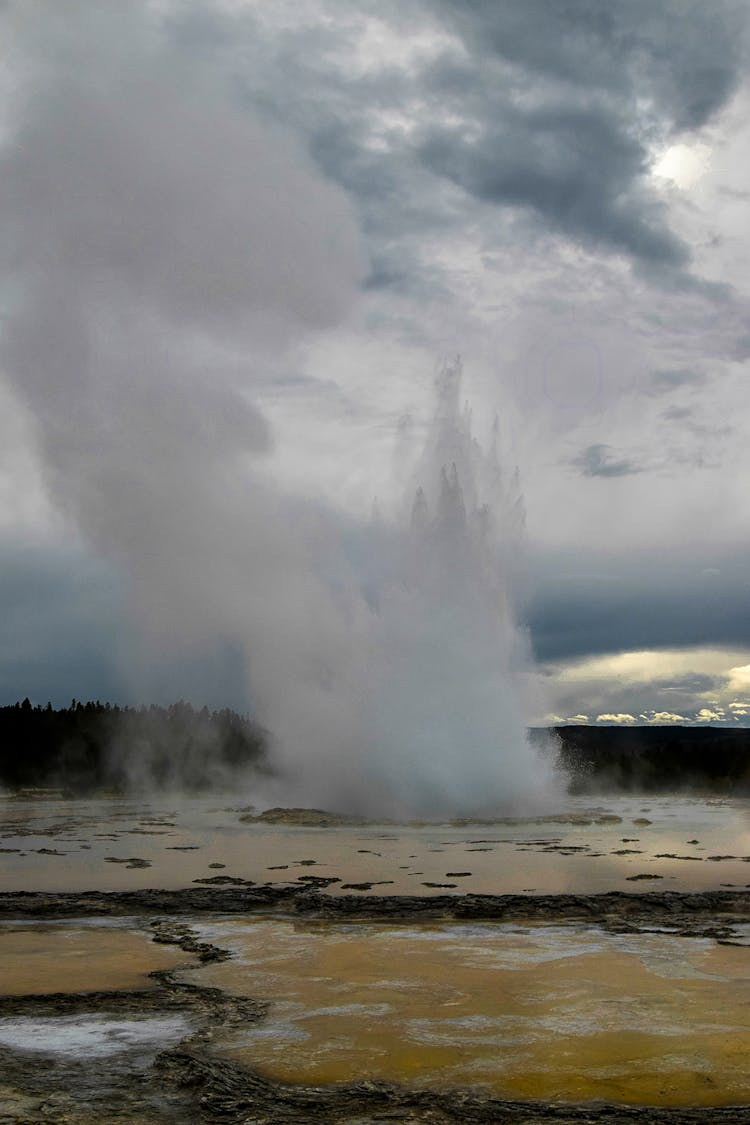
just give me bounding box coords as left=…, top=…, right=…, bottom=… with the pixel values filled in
left=192, top=919, right=750, bottom=1108
left=0, top=924, right=193, bottom=995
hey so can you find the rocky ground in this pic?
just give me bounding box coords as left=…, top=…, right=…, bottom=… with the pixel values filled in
left=3, top=884, right=750, bottom=929
left=2, top=888, right=750, bottom=1123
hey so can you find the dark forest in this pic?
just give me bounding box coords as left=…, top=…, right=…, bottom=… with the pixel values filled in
left=547, top=724, right=750, bottom=794
left=3, top=701, right=750, bottom=796
left=0, top=699, right=269, bottom=793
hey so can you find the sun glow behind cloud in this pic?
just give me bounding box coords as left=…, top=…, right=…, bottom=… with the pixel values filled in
left=652, top=142, right=712, bottom=189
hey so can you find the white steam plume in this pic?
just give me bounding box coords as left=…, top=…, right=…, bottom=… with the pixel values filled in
left=0, top=2, right=553, bottom=815
left=0, top=0, right=364, bottom=709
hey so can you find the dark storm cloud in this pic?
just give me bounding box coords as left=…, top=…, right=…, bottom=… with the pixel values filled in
left=434, top=1, right=746, bottom=129
left=2, top=0, right=749, bottom=726
left=418, top=104, right=686, bottom=267
left=161, top=0, right=749, bottom=296
left=6, top=536, right=747, bottom=706
left=527, top=549, right=750, bottom=662
left=422, top=0, right=748, bottom=273
left=571, top=444, right=641, bottom=478
left=0, top=543, right=122, bottom=707
left=0, top=541, right=251, bottom=711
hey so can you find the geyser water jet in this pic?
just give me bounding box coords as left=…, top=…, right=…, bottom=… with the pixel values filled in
left=266, top=359, right=555, bottom=817
left=363, top=358, right=551, bottom=816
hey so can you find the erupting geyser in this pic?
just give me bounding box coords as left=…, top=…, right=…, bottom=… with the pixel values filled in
left=362, top=359, right=552, bottom=816
left=267, top=359, right=556, bottom=818
left=0, top=11, right=553, bottom=817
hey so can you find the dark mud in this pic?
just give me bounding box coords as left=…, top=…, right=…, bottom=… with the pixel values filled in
left=154, top=1048, right=750, bottom=1124
left=3, top=891, right=750, bottom=1122
left=4, top=886, right=750, bottom=926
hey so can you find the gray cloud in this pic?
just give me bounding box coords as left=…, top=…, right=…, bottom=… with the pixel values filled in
left=2, top=0, right=750, bottom=745
left=156, top=0, right=750, bottom=303
left=657, top=673, right=719, bottom=694
left=647, top=368, right=707, bottom=394
left=422, top=0, right=748, bottom=274
left=732, top=332, right=750, bottom=359
left=571, top=444, right=641, bottom=478
left=435, top=1, right=747, bottom=129
left=661, top=405, right=694, bottom=422
left=418, top=104, right=686, bottom=267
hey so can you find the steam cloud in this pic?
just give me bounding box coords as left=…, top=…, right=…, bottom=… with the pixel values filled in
left=0, top=2, right=553, bottom=815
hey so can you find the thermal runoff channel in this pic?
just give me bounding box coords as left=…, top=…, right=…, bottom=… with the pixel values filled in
left=266, top=359, right=555, bottom=818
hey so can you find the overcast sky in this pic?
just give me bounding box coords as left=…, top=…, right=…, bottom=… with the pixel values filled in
left=1, top=0, right=750, bottom=727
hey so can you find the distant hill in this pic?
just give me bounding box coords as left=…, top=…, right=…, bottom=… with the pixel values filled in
left=0, top=699, right=269, bottom=794
left=542, top=725, right=750, bottom=794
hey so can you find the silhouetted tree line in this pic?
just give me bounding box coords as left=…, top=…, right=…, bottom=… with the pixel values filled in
left=544, top=725, right=750, bottom=794
left=0, top=698, right=269, bottom=793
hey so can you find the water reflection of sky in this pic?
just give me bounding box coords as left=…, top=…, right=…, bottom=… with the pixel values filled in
left=1, top=794, right=750, bottom=894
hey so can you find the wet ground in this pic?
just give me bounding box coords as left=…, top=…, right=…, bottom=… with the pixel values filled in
left=2, top=793, right=750, bottom=894
left=0, top=919, right=195, bottom=994
left=3, top=795, right=750, bottom=1121
left=189, top=917, right=750, bottom=1107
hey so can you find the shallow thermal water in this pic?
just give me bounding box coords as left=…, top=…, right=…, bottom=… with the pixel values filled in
left=0, top=920, right=194, bottom=994
left=1, top=793, right=750, bottom=894
left=190, top=917, right=750, bottom=1107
